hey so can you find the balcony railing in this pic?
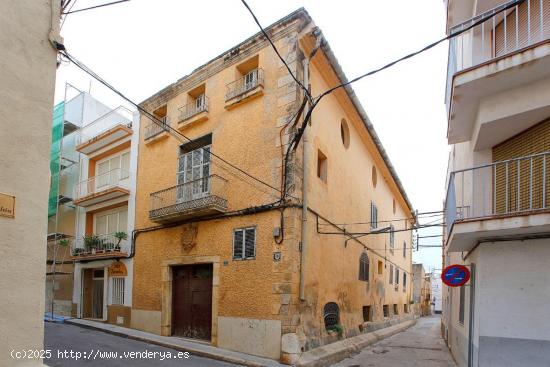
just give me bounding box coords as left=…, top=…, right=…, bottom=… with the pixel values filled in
left=74, top=168, right=130, bottom=201
left=446, top=0, right=550, bottom=105
left=225, top=69, right=264, bottom=101
left=76, top=106, right=133, bottom=145
left=445, top=151, right=550, bottom=234
left=178, top=97, right=209, bottom=122
left=72, top=233, right=128, bottom=258
left=149, top=175, right=228, bottom=222
left=144, top=116, right=170, bottom=140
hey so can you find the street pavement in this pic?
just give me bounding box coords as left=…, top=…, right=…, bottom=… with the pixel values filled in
left=332, top=315, right=456, bottom=367
left=44, top=322, right=239, bottom=366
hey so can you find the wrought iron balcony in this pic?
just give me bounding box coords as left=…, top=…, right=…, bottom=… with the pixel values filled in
left=73, top=168, right=130, bottom=207
left=225, top=69, right=264, bottom=101
left=144, top=116, right=170, bottom=140
left=178, top=97, right=209, bottom=123
left=445, top=0, right=550, bottom=107
left=149, top=175, right=228, bottom=223
left=71, top=233, right=128, bottom=260
left=75, top=106, right=133, bottom=154
left=445, top=151, right=550, bottom=238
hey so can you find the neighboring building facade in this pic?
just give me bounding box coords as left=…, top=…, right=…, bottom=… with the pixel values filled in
left=443, top=0, right=550, bottom=366
left=412, top=264, right=431, bottom=317
left=131, top=9, right=414, bottom=363
left=45, top=87, right=139, bottom=326
left=0, top=0, right=61, bottom=365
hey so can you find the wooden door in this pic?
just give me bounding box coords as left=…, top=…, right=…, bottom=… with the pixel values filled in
left=172, top=264, right=213, bottom=340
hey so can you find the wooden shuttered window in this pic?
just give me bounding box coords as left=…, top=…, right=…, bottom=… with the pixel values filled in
left=233, top=227, right=256, bottom=260
left=370, top=202, right=378, bottom=229
left=358, top=253, right=369, bottom=281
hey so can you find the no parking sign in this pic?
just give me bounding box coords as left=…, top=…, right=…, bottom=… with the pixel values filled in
left=441, top=265, right=470, bottom=287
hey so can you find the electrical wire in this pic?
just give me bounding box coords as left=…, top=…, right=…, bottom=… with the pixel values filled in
left=281, top=0, right=525, bottom=200
left=240, top=0, right=312, bottom=103
left=63, top=0, right=130, bottom=14
left=317, top=211, right=443, bottom=226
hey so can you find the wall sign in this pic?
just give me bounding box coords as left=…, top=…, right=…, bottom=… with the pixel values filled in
left=441, top=264, right=470, bottom=287
left=0, top=193, right=15, bottom=218
left=108, top=261, right=127, bottom=277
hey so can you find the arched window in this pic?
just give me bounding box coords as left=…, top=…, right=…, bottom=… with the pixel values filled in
left=323, top=302, right=340, bottom=329
left=359, top=252, right=369, bottom=281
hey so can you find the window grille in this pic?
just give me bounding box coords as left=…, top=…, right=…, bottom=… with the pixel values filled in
left=370, top=203, right=378, bottom=229
left=323, top=302, right=340, bottom=329
left=358, top=253, right=369, bottom=281
left=233, top=227, right=256, bottom=260
left=389, top=225, right=395, bottom=252
left=112, top=277, right=125, bottom=305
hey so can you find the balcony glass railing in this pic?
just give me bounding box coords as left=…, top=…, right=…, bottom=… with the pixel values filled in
left=76, top=106, right=133, bottom=145
left=178, top=97, right=209, bottom=122
left=72, top=233, right=128, bottom=257
left=446, top=0, right=550, bottom=106
left=225, top=69, right=264, bottom=101
left=445, top=151, right=550, bottom=235
left=149, top=175, right=228, bottom=220
left=74, top=168, right=130, bottom=200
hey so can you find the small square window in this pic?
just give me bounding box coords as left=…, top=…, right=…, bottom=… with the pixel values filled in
left=233, top=227, right=256, bottom=260
left=317, top=150, right=327, bottom=182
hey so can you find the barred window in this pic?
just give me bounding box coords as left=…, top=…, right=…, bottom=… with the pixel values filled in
left=358, top=253, right=369, bottom=281
left=112, top=277, right=125, bottom=305
left=370, top=203, right=378, bottom=229
left=323, top=302, right=340, bottom=329
left=233, top=227, right=256, bottom=260
left=389, top=225, right=395, bottom=253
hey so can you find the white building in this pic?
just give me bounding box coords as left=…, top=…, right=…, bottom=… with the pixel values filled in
left=443, top=0, right=550, bottom=366
left=60, top=90, right=139, bottom=326
left=431, top=273, right=442, bottom=314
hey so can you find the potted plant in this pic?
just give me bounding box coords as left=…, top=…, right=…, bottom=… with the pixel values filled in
left=113, top=231, right=127, bottom=252
left=326, top=324, right=344, bottom=338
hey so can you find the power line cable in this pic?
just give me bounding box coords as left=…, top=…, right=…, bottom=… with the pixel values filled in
left=281, top=0, right=525, bottom=199
left=63, top=0, right=130, bottom=14
left=240, top=0, right=312, bottom=103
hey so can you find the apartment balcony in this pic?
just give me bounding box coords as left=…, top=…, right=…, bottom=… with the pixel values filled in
left=75, top=106, right=133, bottom=155
left=73, top=168, right=130, bottom=207
left=446, top=0, right=550, bottom=147
left=177, top=97, right=209, bottom=128
left=445, top=152, right=550, bottom=252
left=144, top=116, right=170, bottom=143
left=71, top=233, right=128, bottom=261
left=225, top=69, right=264, bottom=108
left=149, top=175, right=228, bottom=223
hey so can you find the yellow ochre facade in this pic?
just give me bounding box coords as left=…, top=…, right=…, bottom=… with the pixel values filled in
left=131, top=8, right=414, bottom=363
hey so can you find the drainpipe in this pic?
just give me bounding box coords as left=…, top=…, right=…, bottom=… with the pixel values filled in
left=299, top=36, right=320, bottom=301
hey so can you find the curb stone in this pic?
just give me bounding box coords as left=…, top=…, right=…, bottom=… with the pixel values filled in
left=295, top=319, right=417, bottom=367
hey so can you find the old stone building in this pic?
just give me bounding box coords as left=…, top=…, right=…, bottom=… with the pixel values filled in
left=131, top=8, right=414, bottom=363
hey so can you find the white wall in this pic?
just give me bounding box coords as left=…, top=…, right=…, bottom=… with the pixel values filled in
left=0, top=1, right=59, bottom=365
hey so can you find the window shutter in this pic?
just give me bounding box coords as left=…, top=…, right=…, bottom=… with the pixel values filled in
left=389, top=265, right=394, bottom=284
left=233, top=229, right=244, bottom=259
left=396, top=268, right=400, bottom=284
left=244, top=228, right=256, bottom=259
